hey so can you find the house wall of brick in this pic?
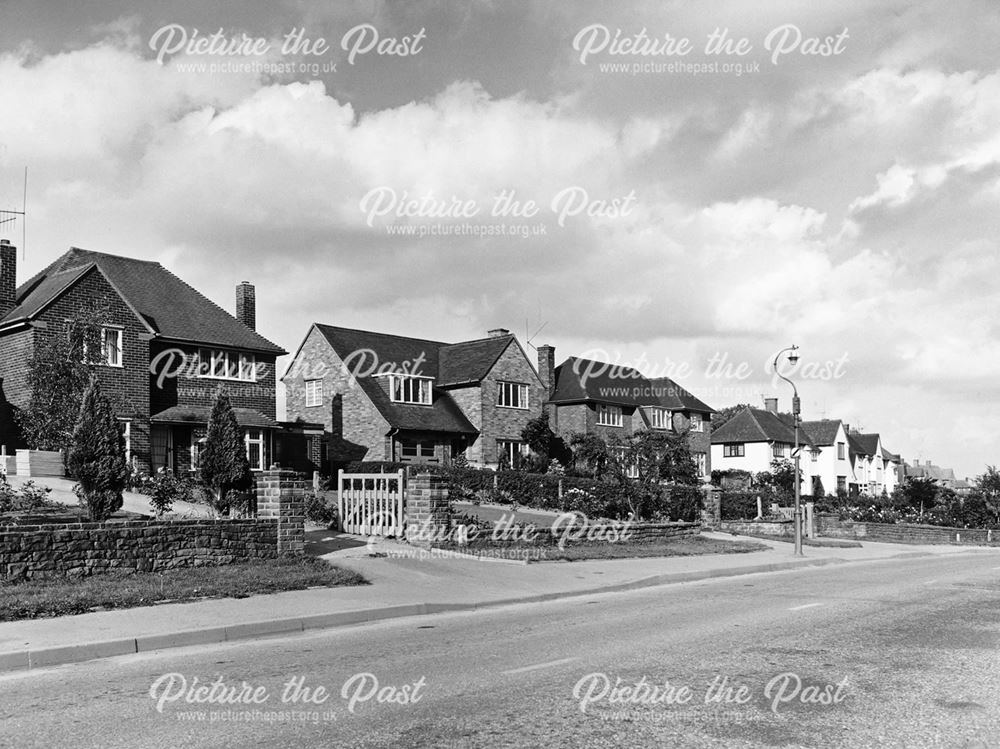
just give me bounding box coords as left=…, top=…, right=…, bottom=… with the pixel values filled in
left=472, top=342, right=544, bottom=466
left=149, top=341, right=277, bottom=418
left=282, top=327, right=390, bottom=466
left=447, top=386, right=482, bottom=462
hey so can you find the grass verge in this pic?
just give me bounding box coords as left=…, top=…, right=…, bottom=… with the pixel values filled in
left=0, top=557, right=367, bottom=622
left=437, top=534, right=769, bottom=562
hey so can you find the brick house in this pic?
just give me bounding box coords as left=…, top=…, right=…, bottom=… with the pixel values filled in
left=535, top=346, right=715, bottom=479
left=0, top=243, right=289, bottom=474
left=282, top=325, right=544, bottom=472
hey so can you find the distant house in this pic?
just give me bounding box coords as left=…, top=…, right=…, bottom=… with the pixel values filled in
left=0, top=242, right=289, bottom=474
left=800, top=419, right=854, bottom=497
left=845, top=430, right=900, bottom=496
left=710, top=400, right=817, bottom=491
left=904, top=459, right=970, bottom=495
left=536, top=346, right=715, bottom=479
left=282, top=325, right=544, bottom=472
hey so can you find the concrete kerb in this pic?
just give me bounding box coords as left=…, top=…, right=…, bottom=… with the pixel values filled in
left=0, top=556, right=853, bottom=674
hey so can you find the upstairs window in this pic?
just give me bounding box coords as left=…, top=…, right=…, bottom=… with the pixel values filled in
left=649, top=408, right=672, bottom=430
left=837, top=441, right=846, bottom=460
left=772, top=443, right=789, bottom=458
left=199, top=349, right=257, bottom=382
left=305, top=379, right=323, bottom=407
left=596, top=403, right=623, bottom=427
left=497, top=381, right=529, bottom=409
left=690, top=413, right=704, bottom=432
left=101, top=328, right=123, bottom=367
left=389, top=374, right=433, bottom=405
left=723, top=443, right=745, bottom=457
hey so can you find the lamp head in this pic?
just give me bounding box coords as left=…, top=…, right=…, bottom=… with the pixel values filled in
left=787, top=345, right=799, bottom=365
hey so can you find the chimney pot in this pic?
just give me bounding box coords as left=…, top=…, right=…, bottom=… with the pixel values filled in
left=236, top=281, right=256, bottom=331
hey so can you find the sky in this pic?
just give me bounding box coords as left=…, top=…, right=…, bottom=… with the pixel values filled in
left=0, top=0, right=997, bottom=479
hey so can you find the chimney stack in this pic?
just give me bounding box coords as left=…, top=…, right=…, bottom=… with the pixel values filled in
left=763, top=397, right=778, bottom=414
left=236, top=281, right=256, bottom=331
left=537, top=344, right=555, bottom=398
left=487, top=327, right=510, bottom=338
left=0, top=240, right=16, bottom=318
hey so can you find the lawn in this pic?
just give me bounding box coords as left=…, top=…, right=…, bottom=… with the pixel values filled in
left=0, top=557, right=367, bottom=622
left=436, top=534, right=769, bottom=562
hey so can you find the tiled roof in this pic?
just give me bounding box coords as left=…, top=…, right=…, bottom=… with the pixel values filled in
left=549, top=357, right=714, bottom=413
left=438, top=336, right=514, bottom=386
left=800, top=420, right=843, bottom=446
left=150, top=405, right=278, bottom=429
left=1, top=248, right=285, bottom=354
left=851, top=433, right=880, bottom=456
left=710, top=407, right=814, bottom=448
left=313, top=324, right=478, bottom=435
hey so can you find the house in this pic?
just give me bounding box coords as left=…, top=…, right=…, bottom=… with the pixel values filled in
left=904, top=459, right=970, bottom=495
left=800, top=419, right=855, bottom=497
left=709, top=399, right=817, bottom=492
left=282, top=325, right=545, bottom=471
left=845, top=429, right=900, bottom=496
left=0, top=242, right=289, bottom=474
left=537, top=346, right=715, bottom=479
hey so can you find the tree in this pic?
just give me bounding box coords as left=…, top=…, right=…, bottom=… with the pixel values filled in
left=17, top=318, right=104, bottom=451
left=607, top=430, right=701, bottom=520
left=900, top=476, right=940, bottom=516
left=199, top=387, right=252, bottom=516
left=974, top=466, right=1000, bottom=526
left=68, top=377, right=128, bottom=521
left=756, top=459, right=796, bottom=499
left=520, top=412, right=571, bottom=467
left=569, top=433, right=609, bottom=478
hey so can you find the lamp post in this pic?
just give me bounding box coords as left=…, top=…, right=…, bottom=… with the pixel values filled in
left=773, top=344, right=804, bottom=557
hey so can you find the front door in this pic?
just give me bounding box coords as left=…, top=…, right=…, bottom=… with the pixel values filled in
left=150, top=426, right=175, bottom=473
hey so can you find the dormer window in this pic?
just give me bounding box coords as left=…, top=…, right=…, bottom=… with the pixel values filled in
left=649, top=407, right=672, bottom=430
left=389, top=374, right=433, bottom=405
left=596, top=403, right=623, bottom=427
left=690, top=413, right=703, bottom=432
left=199, top=349, right=257, bottom=382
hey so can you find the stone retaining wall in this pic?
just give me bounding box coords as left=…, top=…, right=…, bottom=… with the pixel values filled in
left=0, top=518, right=278, bottom=578
left=720, top=519, right=795, bottom=537
left=0, top=469, right=306, bottom=579
left=816, top=514, right=997, bottom=545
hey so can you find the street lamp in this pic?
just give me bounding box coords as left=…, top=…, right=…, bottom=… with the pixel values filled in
left=773, top=344, right=804, bottom=557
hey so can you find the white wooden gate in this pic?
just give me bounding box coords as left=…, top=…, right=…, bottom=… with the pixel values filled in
left=337, top=470, right=405, bottom=536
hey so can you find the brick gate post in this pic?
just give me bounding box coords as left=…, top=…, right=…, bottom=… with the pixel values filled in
left=405, top=473, right=450, bottom=548
left=257, top=469, right=306, bottom=555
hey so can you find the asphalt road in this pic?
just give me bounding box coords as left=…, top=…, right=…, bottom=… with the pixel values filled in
left=2, top=552, right=999, bottom=748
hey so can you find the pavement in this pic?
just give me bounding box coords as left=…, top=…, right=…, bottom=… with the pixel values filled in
left=2, top=525, right=997, bottom=674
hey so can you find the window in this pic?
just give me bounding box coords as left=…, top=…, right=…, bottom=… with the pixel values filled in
left=199, top=349, right=257, bottom=382
left=596, top=404, right=623, bottom=427
left=118, top=420, right=132, bottom=465
left=690, top=413, right=704, bottom=432
left=191, top=434, right=206, bottom=470
left=649, top=408, right=672, bottom=430
left=101, top=328, right=123, bottom=367
left=612, top=446, right=639, bottom=478
left=245, top=429, right=266, bottom=471
left=497, top=381, right=529, bottom=409
left=694, top=452, right=707, bottom=477
left=497, top=440, right=527, bottom=467
left=836, top=476, right=847, bottom=493
left=837, top=441, right=845, bottom=460
left=400, top=439, right=437, bottom=461
left=723, top=443, right=745, bottom=458
left=389, top=374, right=433, bottom=405
left=305, top=379, right=323, bottom=407
left=772, top=443, right=788, bottom=459
left=810, top=448, right=818, bottom=462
